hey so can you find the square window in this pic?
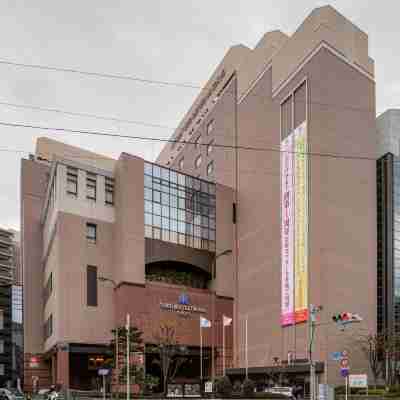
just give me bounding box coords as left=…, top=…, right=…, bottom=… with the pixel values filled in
left=105, top=177, right=114, bottom=205
left=153, top=203, right=161, bottom=215
left=67, top=167, right=78, bottom=196
left=86, top=172, right=97, bottom=201
left=153, top=215, right=161, bottom=228
left=145, top=201, right=152, bottom=214
left=162, top=205, right=169, bottom=217
left=144, top=188, right=152, bottom=201
left=86, top=223, right=97, bottom=243
left=144, top=163, right=152, bottom=175
left=145, top=213, right=152, bottom=225
left=153, top=191, right=161, bottom=203
left=161, top=193, right=169, bottom=205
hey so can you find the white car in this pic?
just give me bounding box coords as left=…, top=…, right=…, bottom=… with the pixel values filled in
left=265, top=386, right=295, bottom=399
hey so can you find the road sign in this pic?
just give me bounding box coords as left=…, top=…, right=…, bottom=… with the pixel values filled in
left=342, top=350, right=348, bottom=357
left=349, top=374, right=367, bottom=388
left=340, top=368, right=349, bottom=378
left=330, top=352, right=342, bottom=361
left=98, top=369, right=110, bottom=376
left=340, top=358, right=349, bottom=368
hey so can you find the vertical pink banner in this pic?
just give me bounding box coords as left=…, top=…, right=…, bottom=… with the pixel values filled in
left=281, top=133, right=294, bottom=326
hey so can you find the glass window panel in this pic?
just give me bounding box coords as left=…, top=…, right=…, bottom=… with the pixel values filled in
left=153, top=191, right=161, bottom=203
left=145, top=213, right=152, bottom=226
left=145, top=201, right=152, bottom=214
left=153, top=203, right=161, bottom=215
left=170, top=219, right=177, bottom=232
left=153, top=215, right=161, bottom=228
left=153, top=165, right=161, bottom=178
left=186, top=224, right=193, bottom=235
left=153, top=227, right=161, bottom=240
left=194, top=225, right=201, bottom=237
left=161, top=183, right=169, bottom=193
left=178, top=209, right=186, bottom=221
left=145, top=225, right=152, bottom=238
left=161, top=193, right=169, bottom=205
left=170, top=186, right=177, bottom=196
left=162, top=205, right=169, bottom=217
left=153, top=182, right=161, bottom=191
left=161, top=168, right=169, bottom=181
left=170, top=171, right=177, bottom=183
left=162, top=217, right=169, bottom=230
left=170, top=207, right=178, bottom=220
left=178, top=174, right=185, bottom=186
left=178, top=234, right=186, bottom=245
left=162, top=229, right=169, bottom=241
left=202, top=216, right=209, bottom=227
left=178, top=197, right=186, bottom=209
left=194, top=237, right=201, bottom=249
left=144, top=175, right=153, bottom=188
left=186, top=176, right=193, bottom=188
left=194, top=215, right=201, bottom=225
left=209, top=230, right=216, bottom=240
left=209, top=206, right=215, bottom=217
left=186, top=236, right=193, bottom=247
left=169, top=231, right=177, bottom=243
left=210, top=218, right=216, bottom=229
left=178, top=221, right=186, bottom=233
left=170, top=195, right=178, bottom=208
left=144, top=163, right=152, bottom=175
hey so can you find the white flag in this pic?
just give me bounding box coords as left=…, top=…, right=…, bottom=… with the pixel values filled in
left=200, top=316, right=211, bottom=328
left=223, top=315, right=232, bottom=326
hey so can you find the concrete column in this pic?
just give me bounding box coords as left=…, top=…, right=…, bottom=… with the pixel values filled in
left=56, top=349, right=69, bottom=389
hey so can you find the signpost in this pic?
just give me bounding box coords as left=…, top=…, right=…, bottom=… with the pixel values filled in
left=98, top=369, right=110, bottom=400
left=339, top=352, right=350, bottom=400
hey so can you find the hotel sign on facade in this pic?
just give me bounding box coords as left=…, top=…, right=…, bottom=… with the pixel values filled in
left=160, top=293, right=206, bottom=315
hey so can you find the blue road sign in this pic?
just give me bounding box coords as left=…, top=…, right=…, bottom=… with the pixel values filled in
left=341, top=368, right=349, bottom=378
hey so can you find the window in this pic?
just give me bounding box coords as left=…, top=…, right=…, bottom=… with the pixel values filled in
left=44, top=272, right=53, bottom=304
left=66, top=167, right=78, bottom=196
left=105, top=177, right=114, bottom=205
left=195, top=155, right=202, bottom=169
left=86, top=172, right=97, bottom=201
left=194, top=136, right=201, bottom=149
left=44, top=314, right=53, bottom=340
left=179, top=158, right=184, bottom=170
left=207, top=161, right=214, bottom=176
left=0, top=340, right=3, bottom=354
left=207, top=140, right=214, bottom=156
left=207, top=119, right=214, bottom=135
left=86, top=223, right=97, bottom=243
left=87, top=266, right=98, bottom=307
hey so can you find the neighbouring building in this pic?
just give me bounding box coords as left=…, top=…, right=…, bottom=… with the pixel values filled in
left=157, top=5, right=377, bottom=388
left=21, top=138, right=234, bottom=392
left=0, top=228, right=21, bottom=387
left=376, top=110, right=400, bottom=337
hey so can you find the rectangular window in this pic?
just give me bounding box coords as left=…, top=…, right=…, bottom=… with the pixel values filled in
left=195, top=155, right=202, bottom=169
left=44, top=314, right=53, bottom=340
left=207, top=140, right=214, bottom=156
left=66, top=167, right=78, bottom=196
left=207, top=119, right=214, bottom=135
left=86, top=172, right=97, bottom=201
left=44, top=272, right=53, bottom=304
left=179, top=158, right=184, bottom=170
left=207, top=161, right=214, bottom=176
left=105, top=177, right=114, bottom=205
left=86, top=223, right=97, bottom=244
left=0, top=340, right=3, bottom=354
left=87, top=265, right=98, bottom=307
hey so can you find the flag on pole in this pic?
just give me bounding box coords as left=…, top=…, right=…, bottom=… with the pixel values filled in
left=200, top=316, right=211, bottom=328
left=223, top=315, right=232, bottom=326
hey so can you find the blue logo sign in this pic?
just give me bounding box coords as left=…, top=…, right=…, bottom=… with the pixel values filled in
left=331, top=352, right=342, bottom=361
left=179, top=293, right=190, bottom=306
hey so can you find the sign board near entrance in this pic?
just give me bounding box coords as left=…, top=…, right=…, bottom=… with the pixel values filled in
left=98, top=369, right=110, bottom=376
left=349, top=374, right=367, bottom=388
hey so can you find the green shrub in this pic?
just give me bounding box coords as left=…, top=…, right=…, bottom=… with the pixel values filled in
left=242, top=379, right=256, bottom=396
left=215, top=376, right=233, bottom=397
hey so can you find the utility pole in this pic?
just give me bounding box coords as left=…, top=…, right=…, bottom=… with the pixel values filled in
left=126, top=314, right=130, bottom=400
left=309, top=304, right=323, bottom=400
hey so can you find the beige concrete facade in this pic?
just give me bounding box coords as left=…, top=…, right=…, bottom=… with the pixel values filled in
left=22, top=138, right=235, bottom=391
left=156, top=5, right=377, bottom=386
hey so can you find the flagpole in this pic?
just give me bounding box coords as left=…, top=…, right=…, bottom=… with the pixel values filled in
left=245, top=315, right=248, bottom=380
left=223, top=320, right=225, bottom=376
left=200, top=317, right=203, bottom=384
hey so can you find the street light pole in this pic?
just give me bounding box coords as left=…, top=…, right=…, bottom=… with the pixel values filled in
left=309, top=304, right=323, bottom=400
left=211, top=249, right=232, bottom=383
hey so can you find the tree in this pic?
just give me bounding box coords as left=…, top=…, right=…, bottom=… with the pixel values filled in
left=109, top=325, right=145, bottom=388
left=150, top=320, right=188, bottom=395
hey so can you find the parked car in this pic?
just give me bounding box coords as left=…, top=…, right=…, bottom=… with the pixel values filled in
left=0, top=389, right=25, bottom=400
left=265, top=386, right=295, bottom=399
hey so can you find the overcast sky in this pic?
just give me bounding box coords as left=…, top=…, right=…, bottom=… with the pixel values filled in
left=0, top=0, right=399, bottom=230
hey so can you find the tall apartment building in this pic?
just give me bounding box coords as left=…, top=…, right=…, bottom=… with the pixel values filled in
left=21, top=138, right=235, bottom=392
left=157, top=5, right=377, bottom=386
left=0, top=228, right=21, bottom=387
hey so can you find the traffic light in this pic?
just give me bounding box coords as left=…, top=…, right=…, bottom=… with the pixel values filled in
left=332, top=312, right=363, bottom=326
